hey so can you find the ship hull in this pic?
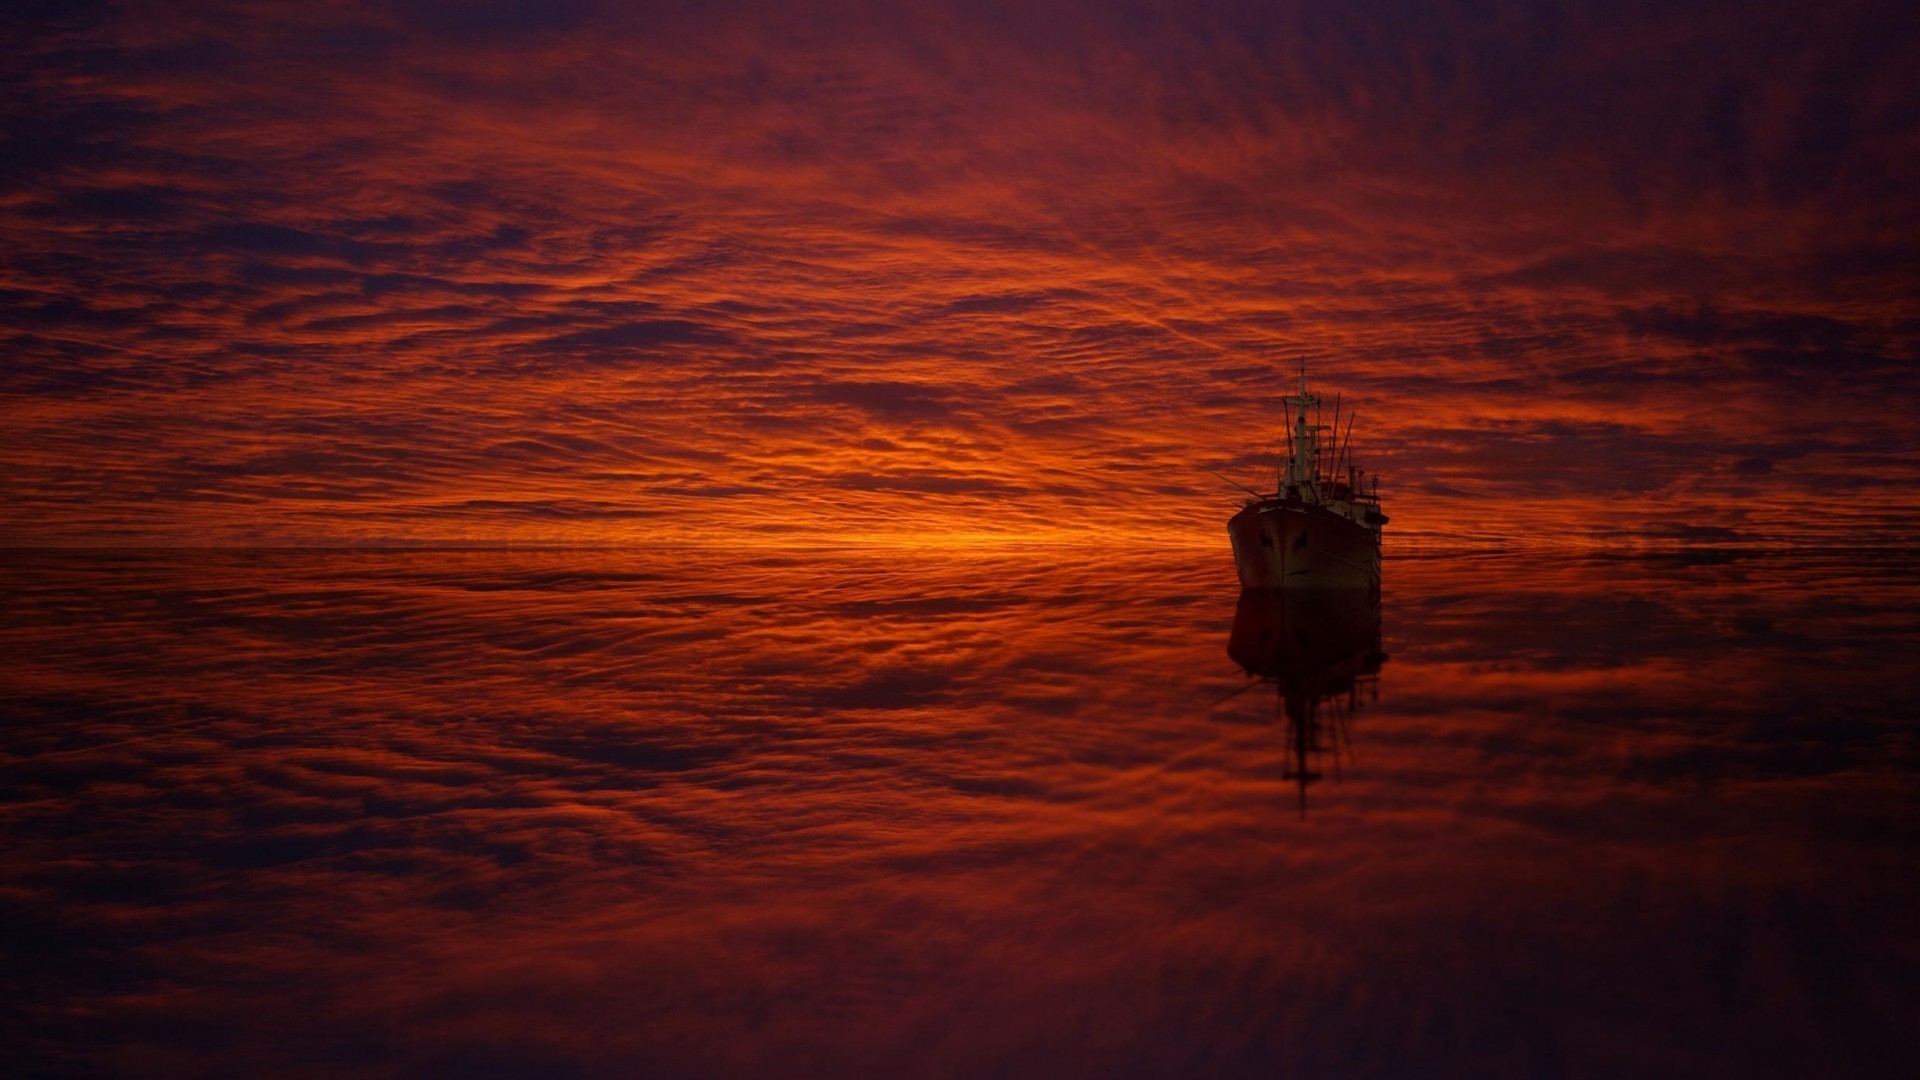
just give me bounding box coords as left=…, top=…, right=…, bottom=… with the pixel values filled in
left=1228, top=499, right=1380, bottom=591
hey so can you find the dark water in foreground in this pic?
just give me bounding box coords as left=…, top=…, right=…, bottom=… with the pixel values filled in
left=3, top=547, right=1917, bottom=1078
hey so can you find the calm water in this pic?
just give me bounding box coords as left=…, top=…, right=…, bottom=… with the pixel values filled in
left=3, top=547, right=1917, bottom=1078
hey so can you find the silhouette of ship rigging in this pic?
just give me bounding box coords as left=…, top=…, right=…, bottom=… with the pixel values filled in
left=1223, top=587, right=1387, bottom=814
left=1225, top=369, right=1386, bottom=592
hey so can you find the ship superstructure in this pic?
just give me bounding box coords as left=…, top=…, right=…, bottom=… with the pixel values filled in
left=1226, top=370, right=1387, bottom=591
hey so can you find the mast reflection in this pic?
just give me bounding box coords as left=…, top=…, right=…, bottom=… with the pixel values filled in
left=1225, top=588, right=1387, bottom=814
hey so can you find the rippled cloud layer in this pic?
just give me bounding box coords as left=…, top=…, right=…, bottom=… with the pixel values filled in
left=4, top=1, right=1916, bottom=545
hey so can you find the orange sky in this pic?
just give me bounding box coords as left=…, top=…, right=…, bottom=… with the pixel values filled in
left=3, top=0, right=1916, bottom=548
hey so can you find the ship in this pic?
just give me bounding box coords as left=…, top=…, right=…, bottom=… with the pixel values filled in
left=1226, top=370, right=1387, bottom=592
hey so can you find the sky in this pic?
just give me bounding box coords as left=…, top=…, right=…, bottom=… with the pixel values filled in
left=3, top=0, right=1917, bottom=549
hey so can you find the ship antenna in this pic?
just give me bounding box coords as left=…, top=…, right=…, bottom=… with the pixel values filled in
left=1337, top=411, right=1356, bottom=480
left=1206, top=469, right=1265, bottom=500
left=1330, top=392, right=1341, bottom=479
left=1311, top=369, right=1325, bottom=484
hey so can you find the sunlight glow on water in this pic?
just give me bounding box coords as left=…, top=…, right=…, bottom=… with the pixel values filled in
left=3, top=548, right=1916, bottom=1077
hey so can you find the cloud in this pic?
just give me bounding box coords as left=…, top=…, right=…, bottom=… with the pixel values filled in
left=0, top=0, right=1915, bottom=547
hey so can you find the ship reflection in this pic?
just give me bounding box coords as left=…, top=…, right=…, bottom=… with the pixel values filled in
left=1224, top=588, right=1387, bottom=814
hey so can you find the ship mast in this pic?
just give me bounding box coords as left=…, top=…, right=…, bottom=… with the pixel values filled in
left=1281, top=364, right=1323, bottom=491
